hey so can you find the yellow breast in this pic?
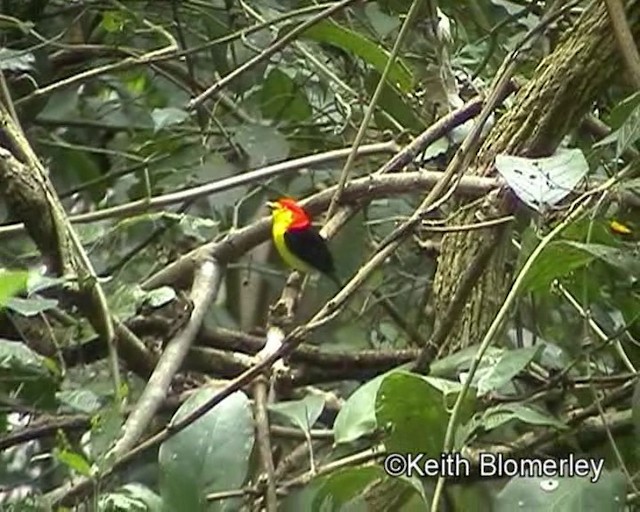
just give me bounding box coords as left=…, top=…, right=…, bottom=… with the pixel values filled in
left=271, top=208, right=314, bottom=273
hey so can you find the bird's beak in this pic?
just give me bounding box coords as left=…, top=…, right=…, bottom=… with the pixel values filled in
left=266, top=201, right=277, bottom=210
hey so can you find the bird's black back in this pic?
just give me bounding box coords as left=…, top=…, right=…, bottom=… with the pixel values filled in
left=284, top=226, right=335, bottom=276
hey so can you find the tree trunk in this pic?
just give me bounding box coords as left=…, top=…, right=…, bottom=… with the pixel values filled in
left=432, top=1, right=640, bottom=356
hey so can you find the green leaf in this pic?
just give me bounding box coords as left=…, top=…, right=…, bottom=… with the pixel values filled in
left=145, top=286, right=176, bottom=308
left=477, top=346, right=542, bottom=395
left=55, top=448, right=93, bottom=477
left=99, top=483, right=163, bottom=512
left=521, top=241, right=595, bottom=292
left=376, top=371, right=475, bottom=456
left=0, top=338, right=59, bottom=407
left=0, top=269, right=29, bottom=306
left=91, top=404, right=125, bottom=464
left=151, top=107, right=190, bottom=132
left=57, top=389, right=103, bottom=414
left=365, top=72, right=425, bottom=132
left=0, top=47, right=34, bottom=71
left=334, top=372, right=389, bottom=444
left=301, top=20, right=414, bottom=93
left=495, top=472, right=626, bottom=512
left=232, top=124, right=290, bottom=168
left=485, top=403, right=567, bottom=430
left=260, top=68, right=312, bottom=122
left=607, top=90, right=640, bottom=129
left=5, top=296, right=58, bottom=316
left=26, top=274, right=67, bottom=295
left=430, top=345, right=504, bottom=379
left=563, top=241, right=640, bottom=276
left=0, top=338, right=52, bottom=375
left=422, top=137, right=450, bottom=159
left=268, top=394, right=325, bottom=433
left=101, top=10, right=127, bottom=32
left=159, top=389, right=254, bottom=512
left=616, top=102, right=640, bottom=157
left=364, top=3, right=401, bottom=38
left=312, top=466, right=385, bottom=511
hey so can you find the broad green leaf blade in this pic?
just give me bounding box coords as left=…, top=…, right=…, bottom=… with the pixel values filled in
left=376, top=371, right=475, bottom=456
left=333, top=372, right=389, bottom=445
left=260, top=68, right=312, bottom=122
left=616, top=101, right=640, bottom=157
left=145, top=286, right=176, bottom=308
left=55, top=448, right=92, bottom=477
left=365, top=72, right=425, bottom=132
left=301, top=20, right=414, bottom=93
left=521, top=241, right=595, bottom=292
left=6, top=296, right=58, bottom=316
left=0, top=269, right=29, bottom=306
left=159, top=389, right=254, bottom=512
left=99, top=484, right=163, bottom=512
left=563, top=241, right=640, bottom=277
left=151, top=107, right=189, bottom=132
left=495, top=472, right=625, bottom=512
left=430, top=345, right=504, bottom=378
left=477, top=346, right=542, bottom=395
left=56, top=389, right=103, bottom=414
left=483, top=403, right=567, bottom=430
left=312, top=466, right=385, bottom=512
left=0, top=338, right=55, bottom=376
left=232, top=124, right=289, bottom=168
left=268, top=394, right=325, bottom=433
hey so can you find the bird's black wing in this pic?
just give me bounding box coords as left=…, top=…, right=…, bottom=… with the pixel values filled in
left=284, top=226, right=335, bottom=275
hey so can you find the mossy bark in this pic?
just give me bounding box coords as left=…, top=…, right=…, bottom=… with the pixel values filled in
left=432, top=1, right=640, bottom=356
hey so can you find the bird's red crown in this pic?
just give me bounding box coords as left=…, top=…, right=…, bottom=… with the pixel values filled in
left=276, top=197, right=311, bottom=229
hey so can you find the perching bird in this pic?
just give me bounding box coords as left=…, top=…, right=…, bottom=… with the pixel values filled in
left=267, top=197, right=340, bottom=285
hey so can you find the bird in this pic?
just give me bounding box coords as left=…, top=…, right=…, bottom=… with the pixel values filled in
left=267, top=197, right=341, bottom=286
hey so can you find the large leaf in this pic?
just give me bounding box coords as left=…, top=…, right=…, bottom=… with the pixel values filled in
left=312, top=466, right=385, bottom=512
left=563, top=241, right=640, bottom=277
left=597, top=96, right=640, bottom=157
left=159, top=389, right=254, bottom=512
left=430, top=345, right=504, bottom=378
left=477, top=346, right=542, bottom=396
left=376, top=371, right=475, bottom=456
left=232, top=124, right=290, bottom=168
left=301, top=20, right=414, bottom=93
left=333, top=372, right=389, bottom=444
left=260, top=67, right=312, bottom=122
left=478, top=403, right=567, bottom=433
left=313, top=467, right=427, bottom=512
left=521, top=241, right=596, bottom=292
left=364, top=72, right=425, bottom=132
left=495, top=472, right=625, bottom=512
left=151, top=107, right=189, bottom=132
left=268, top=394, right=325, bottom=432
